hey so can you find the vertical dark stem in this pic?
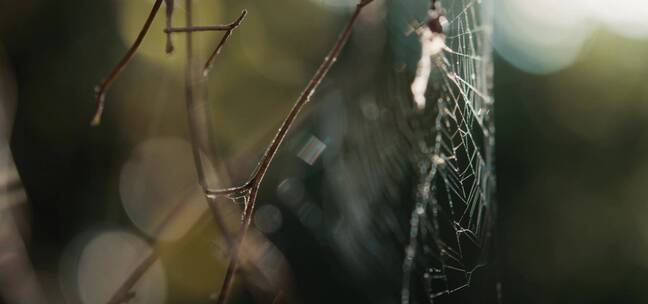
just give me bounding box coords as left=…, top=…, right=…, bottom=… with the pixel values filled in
left=182, top=3, right=238, bottom=301
left=202, top=10, right=246, bottom=76
left=183, top=0, right=212, bottom=192
left=92, top=0, right=164, bottom=126
left=95, top=2, right=247, bottom=303
left=165, top=0, right=175, bottom=53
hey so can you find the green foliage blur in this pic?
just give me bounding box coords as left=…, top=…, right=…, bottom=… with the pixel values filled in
left=496, top=31, right=648, bottom=304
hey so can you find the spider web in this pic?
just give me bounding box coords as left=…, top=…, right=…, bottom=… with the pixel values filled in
left=400, top=0, right=496, bottom=302
left=165, top=0, right=497, bottom=301
left=318, top=1, right=496, bottom=302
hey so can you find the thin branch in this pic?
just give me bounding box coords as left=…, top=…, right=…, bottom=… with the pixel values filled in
left=105, top=252, right=158, bottom=304
left=165, top=25, right=234, bottom=32
left=95, top=3, right=246, bottom=304
left=93, top=0, right=372, bottom=302
left=91, top=0, right=164, bottom=126
left=206, top=0, right=373, bottom=197
left=101, top=202, right=271, bottom=304
left=203, top=10, right=247, bottom=77
left=164, top=13, right=245, bottom=33
left=205, top=181, right=253, bottom=197
left=210, top=1, right=374, bottom=303
left=91, top=2, right=245, bottom=126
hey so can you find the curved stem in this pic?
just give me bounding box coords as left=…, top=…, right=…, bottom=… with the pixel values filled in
left=212, top=1, right=373, bottom=303
left=92, top=0, right=164, bottom=126
left=97, top=2, right=246, bottom=303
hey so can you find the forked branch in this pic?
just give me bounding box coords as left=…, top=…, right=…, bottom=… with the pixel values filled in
left=91, top=0, right=164, bottom=126
left=164, top=10, right=246, bottom=33
left=92, top=3, right=246, bottom=304
left=202, top=10, right=247, bottom=76
left=91, top=1, right=246, bottom=126
left=93, top=0, right=372, bottom=302
left=208, top=1, right=374, bottom=303
left=207, top=0, right=374, bottom=198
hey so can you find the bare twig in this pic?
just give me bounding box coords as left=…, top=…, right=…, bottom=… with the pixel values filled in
left=105, top=253, right=158, bottom=304
left=202, top=10, right=247, bottom=77
left=164, top=10, right=245, bottom=34
left=164, top=9, right=247, bottom=77
left=92, top=0, right=164, bottom=126
left=91, top=1, right=245, bottom=126
left=93, top=2, right=246, bottom=303
left=165, top=0, right=174, bottom=53
left=103, top=204, right=272, bottom=304
left=93, top=0, right=372, bottom=302
left=208, top=1, right=374, bottom=303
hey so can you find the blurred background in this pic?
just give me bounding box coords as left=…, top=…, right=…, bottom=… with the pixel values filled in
left=0, top=0, right=647, bottom=303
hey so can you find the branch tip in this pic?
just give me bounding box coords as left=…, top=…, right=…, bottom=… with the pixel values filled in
left=91, top=86, right=106, bottom=126
left=165, top=31, right=175, bottom=53
left=202, top=9, right=248, bottom=77
left=89, top=0, right=164, bottom=126
left=213, top=1, right=373, bottom=303
left=234, top=9, right=247, bottom=27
